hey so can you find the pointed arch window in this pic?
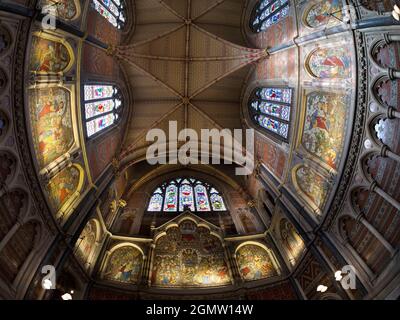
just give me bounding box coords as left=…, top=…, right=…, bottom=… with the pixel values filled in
left=249, top=87, right=293, bottom=141
left=250, top=0, right=290, bottom=33
left=92, top=0, right=126, bottom=29
left=147, top=178, right=227, bottom=213
left=83, top=84, right=123, bottom=138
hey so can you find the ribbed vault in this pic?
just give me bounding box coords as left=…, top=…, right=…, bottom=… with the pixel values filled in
left=114, top=0, right=267, bottom=168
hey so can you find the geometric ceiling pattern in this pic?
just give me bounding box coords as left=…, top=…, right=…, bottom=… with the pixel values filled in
left=115, top=0, right=268, bottom=166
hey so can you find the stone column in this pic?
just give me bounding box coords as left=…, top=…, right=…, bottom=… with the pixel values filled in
left=381, top=145, right=400, bottom=164
left=370, top=181, right=400, bottom=211
left=355, top=213, right=396, bottom=257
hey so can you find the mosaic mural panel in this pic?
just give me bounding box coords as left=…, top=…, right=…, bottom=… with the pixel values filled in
left=294, top=166, right=330, bottom=210
left=302, top=92, right=349, bottom=169
left=46, top=165, right=80, bottom=211
left=29, top=87, right=74, bottom=168
left=30, top=36, right=71, bottom=73
left=151, top=220, right=231, bottom=287
left=236, top=244, right=277, bottom=281
left=306, top=47, right=351, bottom=79
left=279, top=218, right=305, bottom=265
left=40, top=0, right=79, bottom=20
left=75, top=219, right=97, bottom=266
left=104, top=246, right=143, bottom=284
left=305, top=0, right=343, bottom=28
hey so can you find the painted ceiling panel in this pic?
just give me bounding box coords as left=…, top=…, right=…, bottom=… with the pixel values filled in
left=118, top=0, right=265, bottom=162
left=192, top=101, right=242, bottom=130
left=132, top=26, right=187, bottom=58
left=161, top=0, right=189, bottom=18
left=134, top=0, right=183, bottom=24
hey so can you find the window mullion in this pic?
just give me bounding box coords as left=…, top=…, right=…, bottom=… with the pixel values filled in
left=85, top=109, right=115, bottom=122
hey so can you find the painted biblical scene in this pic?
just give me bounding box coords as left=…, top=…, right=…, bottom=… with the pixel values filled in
left=151, top=220, right=231, bottom=287
left=306, top=47, right=351, bottom=79
left=236, top=244, right=278, bottom=281
left=294, top=165, right=330, bottom=210
left=46, top=165, right=80, bottom=211
left=279, top=218, right=305, bottom=265
left=75, top=219, right=97, bottom=266
left=104, top=246, right=143, bottom=284
left=302, top=92, right=348, bottom=169
left=29, top=87, right=74, bottom=168
left=40, top=0, right=79, bottom=20
left=30, top=36, right=71, bottom=73
left=305, top=0, right=343, bottom=28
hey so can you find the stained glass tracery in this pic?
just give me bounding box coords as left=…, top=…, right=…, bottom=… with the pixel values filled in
left=249, top=87, right=293, bottom=140
left=92, top=0, right=126, bottom=29
left=251, top=0, right=290, bottom=33
left=147, top=179, right=226, bottom=213
left=83, top=84, right=122, bottom=138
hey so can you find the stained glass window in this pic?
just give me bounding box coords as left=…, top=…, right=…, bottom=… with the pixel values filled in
left=194, top=184, right=211, bottom=212
left=83, top=84, right=123, bottom=138
left=210, top=193, right=226, bottom=211
left=148, top=194, right=163, bottom=212
left=179, top=184, right=195, bottom=212
left=147, top=178, right=226, bottom=213
left=92, top=0, right=126, bottom=29
left=163, top=184, right=178, bottom=212
left=250, top=0, right=289, bottom=33
left=249, top=87, right=292, bottom=140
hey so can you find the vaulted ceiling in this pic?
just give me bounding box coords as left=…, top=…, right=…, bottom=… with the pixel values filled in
left=115, top=0, right=267, bottom=169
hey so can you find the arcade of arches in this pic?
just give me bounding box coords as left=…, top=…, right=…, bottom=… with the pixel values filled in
left=0, top=0, right=399, bottom=300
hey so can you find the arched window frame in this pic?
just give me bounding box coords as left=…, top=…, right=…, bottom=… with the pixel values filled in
left=250, top=0, right=290, bottom=33
left=82, top=83, right=124, bottom=139
left=92, top=0, right=126, bottom=29
left=147, top=178, right=228, bottom=214
left=248, top=87, right=293, bottom=142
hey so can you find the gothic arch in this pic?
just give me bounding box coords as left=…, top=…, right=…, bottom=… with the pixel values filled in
left=0, top=24, right=12, bottom=57
left=338, top=215, right=391, bottom=276
left=0, top=220, right=41, bottom=286
left=373, top=76, right=400, bottom=110
left=0, top=110, right=9, bottom=143
left=0, top=189, right=29, bottom=243
left=370, top=39, right=400, bottom=70
left=0, top=151, right=17, bottom=185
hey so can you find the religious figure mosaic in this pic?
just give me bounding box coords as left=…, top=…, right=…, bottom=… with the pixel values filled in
left=295, top=165, right=330, bottom=210
left=151, top=220, right=232, bottom=287
left=307, top=47, right=351, bottom=79
left=29, top=87, right=74, bottom=168
left=236, top=244, right=278, bottom=281
left=30, top=36, right=71, bottom=73
left=46, top=165, right=80, bottom=211
left=302, top=92, right=349, bottom=169
left=104, top=246, right=143, bottom=284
